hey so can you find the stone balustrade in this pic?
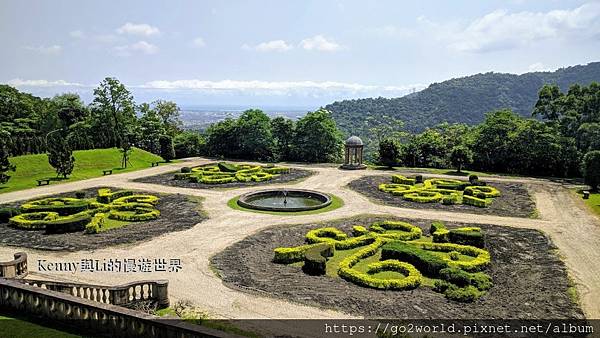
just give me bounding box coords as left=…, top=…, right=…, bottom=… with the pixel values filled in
left=0, top=252, right=28, bottom=278
left=0, top=278, right=239, bottom=338
left=19, top=278, right=170, bottom=309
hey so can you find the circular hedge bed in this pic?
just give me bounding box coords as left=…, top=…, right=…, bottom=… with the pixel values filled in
left=0, top=187, right=207, bottom=251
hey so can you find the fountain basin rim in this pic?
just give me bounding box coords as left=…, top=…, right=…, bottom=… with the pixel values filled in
left=237, top=188, right=332, bottom=212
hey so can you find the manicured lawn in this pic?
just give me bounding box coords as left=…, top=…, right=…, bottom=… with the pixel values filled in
left=227, top=194, right=344, bottom=215
left=0, top=315, right=82, bottom=338
left=577, top=190, right=600, bottom=217
left=1, top=147, right=167, bottom=194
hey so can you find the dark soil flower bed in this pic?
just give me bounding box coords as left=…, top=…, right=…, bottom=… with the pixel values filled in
left=0, top=187, right=207, bottom=251
left=133, top=168, right=314, bottom=189
left=211, top=215, right=582, bottom=319
left=348, top=175, right=537, bottom=218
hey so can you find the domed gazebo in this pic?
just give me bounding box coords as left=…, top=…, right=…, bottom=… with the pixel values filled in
left=341, top=136, right=367, bottom=170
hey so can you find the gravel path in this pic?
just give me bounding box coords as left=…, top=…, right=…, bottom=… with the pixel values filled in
left=1, top=159, right=599, bottom=322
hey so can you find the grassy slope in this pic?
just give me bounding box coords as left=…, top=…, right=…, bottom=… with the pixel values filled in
left=0, top=315, right=81, bottom=338
left=1, top=147, right=164, bottom=194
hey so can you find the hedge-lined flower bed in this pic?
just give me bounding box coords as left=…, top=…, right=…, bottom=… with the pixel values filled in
left=379, top=175, right=501, bottom=208
left=176, top=162, right=291, bottom=185
left=6, top=189, right=161, bottom=234
left=273, top=219, right=493, bottom=302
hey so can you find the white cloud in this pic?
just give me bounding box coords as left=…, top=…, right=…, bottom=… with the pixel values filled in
left=449, top=2, right=600, bottom=53
left=243, top=40, right=293, bottom=52
left=116, top=22, right=160, bottom=36
left=139, top=79, right=423, bottom=94
left=69, top=30, right=85, bottom=39
left=114, top=41, right=159, bottom=56
left=23, top=45, right=62, bottom=55
left=7, top=79, right=86, bottom=87
left=299, top=35, right=342, bottom=51
left=191, top=37, right=206, bottom=48
left=368, top=25, right=414, bottom=39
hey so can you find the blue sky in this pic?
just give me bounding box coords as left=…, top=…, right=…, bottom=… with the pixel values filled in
left=1, top=0, right=599, bottom=107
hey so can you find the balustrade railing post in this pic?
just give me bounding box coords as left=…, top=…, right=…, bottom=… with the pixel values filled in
left=154, top=281, right=169, bottom=309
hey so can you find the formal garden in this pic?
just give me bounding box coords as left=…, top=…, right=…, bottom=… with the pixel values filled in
left=134, top=162, right=313, bottom=189
left=0, top=187, right=206, bottom=250
left=211, top=215, right=582, bottom=319
left=349, top=174, right=537, bottom=218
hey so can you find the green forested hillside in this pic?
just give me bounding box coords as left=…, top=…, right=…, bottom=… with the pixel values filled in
left=326, top=62, right=600, bottom=140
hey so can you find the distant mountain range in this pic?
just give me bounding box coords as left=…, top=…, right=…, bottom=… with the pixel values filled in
left=325, top=62, right=600, bottom=138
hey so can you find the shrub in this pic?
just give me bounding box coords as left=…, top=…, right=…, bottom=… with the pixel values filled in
left=108, top=203, right=160, bottom=221
left=468, top=174, right=479, bottom=184
left=181, top=167, right=192, bottom=173
left=462, top=195, right=490, bottom=208
left=444, top=285, right=485, bottom=302
left=448, top=251, right=460, bottom=261
left=0, top=207, right=20, bottom=223
left=44, top=214, right=92, bottom=234
left=97, top=189, right=134, bottom=204
left=75, top=191, right=86, bottom=199
left=346, top=260, right=422, bottom=290
left=370, top=221, right=422, bottom=241
left=85, top=213, right=105, bottom=234
left=415, top=175, right=424, bottom=183
left=200, top=176, right=236, bottom=184
left=20, top=198, right=90, bottom=216
left=464, top=186, right=500, bottom=198
left=381, top=241, right=448, bottom=277
left=442, top=194, right=459, bottom=205
left=263, top=166, right=290, bottom=174
left=449, top=228, right=485, bottom=248
left=9, top=212, right=60, bottom=229
left=302, top=243, right=334, bottom=275
left=306, top=227, right=376, bottom=249
left=430, top=221, right=447, bottom=235
left=391, top=174, right=416, bottom=185
left=403, top=191, right=443, bottom=203
left=412, top=242, right=490, bottom=272
left=112, top=194, right=160, bottom=206
left=273, top=243, right=320, bottom=263
left=218, top=162, right=239, bottom=172
left=352, top=225, right=368, bottom=236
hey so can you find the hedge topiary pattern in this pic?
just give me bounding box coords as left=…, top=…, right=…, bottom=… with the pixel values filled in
left=6, top=189, right=161, bottom=234
left=273, top=220, right=492, bottom=301
left=179, top=162, right=291, bottom=185
left=379, top=175, right=500, bottom=208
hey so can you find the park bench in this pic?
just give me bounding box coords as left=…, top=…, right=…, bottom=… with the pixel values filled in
left=151, top=161, right=161, bottom=167
left=583, top=191, right=590, bottom=199
left=102, top=169, right=113, bottom=176
left=36, top=179, right=50, bottom=186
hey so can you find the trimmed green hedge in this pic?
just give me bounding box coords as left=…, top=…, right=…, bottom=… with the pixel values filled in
left=302, top=243, right=334, bottom=275
left=403, top=190, right=443, bottom=203
left=20, top=198, right=90, bottom=216
left=0, top=207, right=21, bottom=223
left=369, top=221, right=422, bottom=241
left=449, top=228, right=485, bottom=248
left=391, top=174, right=416, bottom=185
left=85, top=213, right=106, bottom=234
left=381, top=241, right=448, bottom=277
left=462, top=195, right=490, bottom=208
left=108, top=202, right=160, bottom=221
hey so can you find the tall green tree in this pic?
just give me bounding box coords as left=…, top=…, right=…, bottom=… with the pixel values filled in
left=152, top=100, right=182, bottom=137
left=378, top=138, right=401, bottom=168
left=450, top=145, right=473, bottom=173
left=583, top=151, right=600, bottom=191
left=292, top=109, right=343, bottom=163
left=159, top=135, right=175, bottom=162
left=90, top=77, right=136, bottom=148
left=47, top=132, right=74, bottom=178
left=235, top=109, right=275, bottom=161
left=271, top=116, right=295, bottom=161
left=0, top=129, right=15, bottom=184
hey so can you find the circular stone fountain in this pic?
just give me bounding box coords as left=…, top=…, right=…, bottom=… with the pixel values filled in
left=237, top=189, right=332, bottom=212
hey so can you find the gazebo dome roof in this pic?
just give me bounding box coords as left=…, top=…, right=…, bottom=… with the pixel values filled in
left=345, top=135, right=364, bottom=146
